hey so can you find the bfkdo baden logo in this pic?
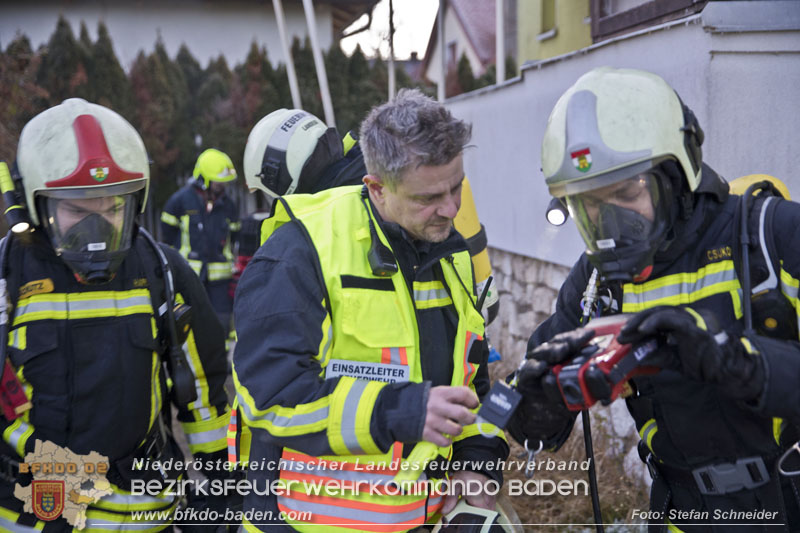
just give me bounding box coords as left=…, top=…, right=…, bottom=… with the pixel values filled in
left=14, top=440, right=113, bottom=529
left=32, top=480, right=65, bottom=521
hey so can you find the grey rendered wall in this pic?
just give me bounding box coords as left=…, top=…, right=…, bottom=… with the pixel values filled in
left=447, top=1, right=800, bottom=268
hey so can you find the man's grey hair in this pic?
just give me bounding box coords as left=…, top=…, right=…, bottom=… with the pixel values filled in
left=359, top=88, right=472, bottom=188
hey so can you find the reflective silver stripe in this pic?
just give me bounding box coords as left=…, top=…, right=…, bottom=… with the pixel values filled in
left=179, top=215, right=192, bottom=260
left=182, top=339, right=208, bottom=417
left=7, top=421, right=31, bottom=453
left=14, top=299, right=60, bottom=316
left=622, top=267, right=736, bottom=307
left=187, top=259, right=203, bottom=276
left=387, top=347, right=403, bottom=365
left=321, top=325, right=333, bottom=363
left=782, top=275, right=798, bottom=301
left=186, top=426, right=226, bottom=446
left=14, top=294, right=151, bottom=323
left=279, top=495, right=426, bottom=525
left=68, top=295, right=151, bottom=312
left=237, top=392, right=329, bottom=430
left=0, top=515, right=40, bottom=532
left=414, top=287, right=450, bottom=303
left=8, top=328, right=22, bottom=350
left=208, top=262, right=233, bottom=281
left=341, top=379, right=369, bottom=454
left=465, top=333, right=480, bottom=355
left=639, top=419, right=658, bottom=452
left=428, top=494, right=443, bottom=507
left=160, top=212, right=179, bottom=227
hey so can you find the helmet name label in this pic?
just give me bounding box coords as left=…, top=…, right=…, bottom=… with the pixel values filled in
left=280, top=112, right=308, bottom=132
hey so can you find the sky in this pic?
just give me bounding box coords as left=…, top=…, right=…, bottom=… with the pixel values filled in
left=339, top=0, right=439, bottom=60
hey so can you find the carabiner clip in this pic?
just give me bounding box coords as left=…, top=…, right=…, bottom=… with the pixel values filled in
left=778, top=441, right=800, bottom=477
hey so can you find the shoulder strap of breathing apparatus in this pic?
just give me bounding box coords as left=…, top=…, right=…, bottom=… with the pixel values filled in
left=732, top=181, right=796, bottom=339
left=137, top=228, right=198, bottom=406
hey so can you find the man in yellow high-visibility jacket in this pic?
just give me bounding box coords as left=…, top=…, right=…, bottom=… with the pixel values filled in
left=233, top=89, right=509, bottom=532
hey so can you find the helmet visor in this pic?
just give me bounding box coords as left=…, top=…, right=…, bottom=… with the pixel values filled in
left=41, top=193, right=138, bottom=257
left=565, top=171, right=667, bottom=255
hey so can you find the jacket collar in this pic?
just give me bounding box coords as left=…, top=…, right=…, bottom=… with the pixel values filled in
left=368, top=195, right=468, bottom=274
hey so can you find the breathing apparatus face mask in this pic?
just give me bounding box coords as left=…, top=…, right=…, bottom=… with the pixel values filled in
left=564, top=165, right=674, bottom=282
left=40, top=193, right=139, bottom=284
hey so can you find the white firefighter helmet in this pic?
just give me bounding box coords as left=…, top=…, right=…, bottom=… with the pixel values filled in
left=243, top=108, right=342, bottom=198
left=540, top=67, right=705, bottom=282
left=542, top=66, right=703, bottom=198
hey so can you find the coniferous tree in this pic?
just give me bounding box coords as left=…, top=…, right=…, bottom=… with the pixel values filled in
left=236, top=42, right=281, bottom=127
left=78, top=22, right=93, bottom=50
left=0, top=36, right=48, bottom=163
left=91, top=22, right=134, bottom=120
left=2, top=17, right=440, bottom=213
left=456, top=53, right=475, bottom=94
left=291, top=37, right=322, bottom=119
left=36, top=16, right=92, bottom=105
left=196, top=55, right=243, bottom=173
left=153, top=41, right=195, bottom=185
left=324, top=45, right=350, bottom=132
left=129, top=49, right=178, bottom=207
left=346, top=45, right=383, bottom=134
left=175, top=44, right=204, bottom=162
left=77, top=22, right=94, bottom=101
left=271, top=64, right=293, bottom=109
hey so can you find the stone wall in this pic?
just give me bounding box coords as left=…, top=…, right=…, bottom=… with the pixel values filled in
left=485, top=247, right=568, bottom=379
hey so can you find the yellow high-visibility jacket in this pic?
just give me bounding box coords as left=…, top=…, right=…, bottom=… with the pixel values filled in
left=233, top=186, right=507, bottom=532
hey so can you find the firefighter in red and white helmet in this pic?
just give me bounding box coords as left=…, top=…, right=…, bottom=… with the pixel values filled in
left=0, top=98, right=233, bottom=531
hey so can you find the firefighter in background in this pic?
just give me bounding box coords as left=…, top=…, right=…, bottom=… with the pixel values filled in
left=232, top=89, right=508, bottom=531
left=0, top=98, right=231, bottom=531
left=239, top=108, right=500, bottom=324
left=508, top=67, right=800, bottom=531
left=161, top=148, right=241, bottom=337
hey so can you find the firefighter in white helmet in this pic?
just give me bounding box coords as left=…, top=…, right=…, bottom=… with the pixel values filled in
left=233, top=90, right=509, bottom=531
left=0, top=99, right=233, bottom=531
left=508, top=67, right=800, bottom=531
left=240, top=108, right=500, bottom=323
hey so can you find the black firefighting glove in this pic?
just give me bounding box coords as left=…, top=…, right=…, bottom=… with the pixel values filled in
left=617, top=306, right=765, bottom=402
left=507, top=328, right=595, bottom=450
